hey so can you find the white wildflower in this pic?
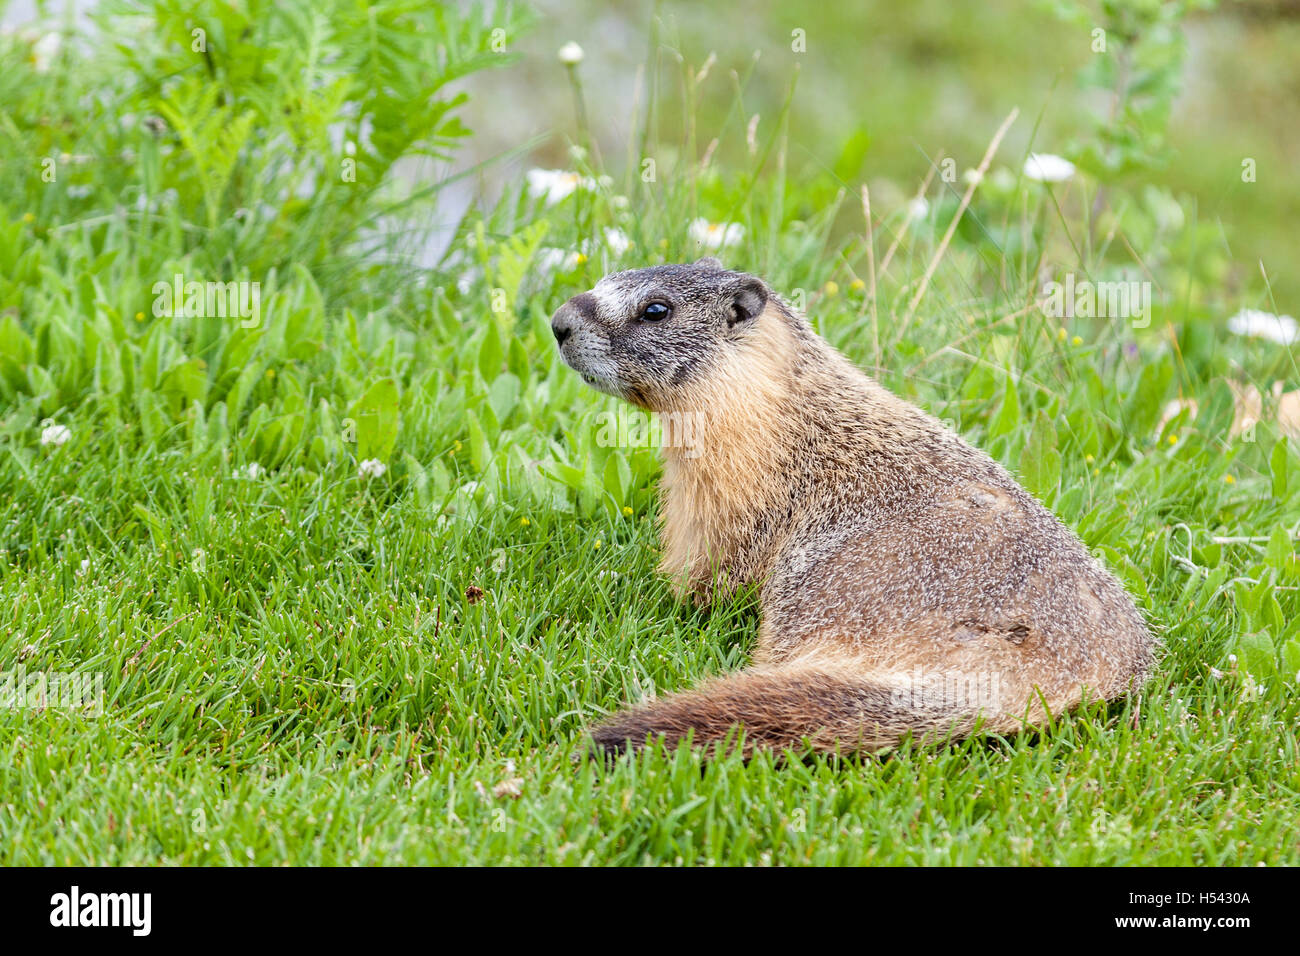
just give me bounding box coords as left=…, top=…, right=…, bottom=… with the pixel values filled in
left=534, top=247, right=582, bottom=274
left=40, top=423, right=71, bottom=447
left=1024, top=153, right=1076, bottom=183
left=358, top=458, right=387, bottom=479
left=603, top=227, right=632, bottom=257
left=907, top=197, right=930, bottom=220
left=1226, top=309, right=1299, bottom=346
left=688, top=218, right=744, bottom=251
left=525, top=168, right=592, bottom=206
left=1156, top=397, right=1198, bottom=439
left=236, top=462, right=263, bottom=479
left=557, top=42, right=584, bottom=65
left=493, top=775, right=524, bottom=799
left=453, top=265, right=482, bottom=296
left=31, top=31, right=60, bottom=73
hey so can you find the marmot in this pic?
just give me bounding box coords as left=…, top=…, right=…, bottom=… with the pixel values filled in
left=551, top=258, right=1156, bottom=757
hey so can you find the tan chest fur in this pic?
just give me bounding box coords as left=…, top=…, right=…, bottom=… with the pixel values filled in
left=656, top=309, right=798, bottom=592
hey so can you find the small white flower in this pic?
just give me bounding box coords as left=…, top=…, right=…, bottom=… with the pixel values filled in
left=31, top=31, right=61, bottom=73
left=557, top=42, right=584, bottom=65
left=40, top=423, right=71, bottom=447
left=688, top=218, right=744, bottom=251
left=1156, top=397, right=1198, bottom=439
left=907, top=197, right=930, bottom=220
left=78, top=558, right=90, bottom=576
left=1024, top=152, right=1076, bottom=183
left=603, top=227, right=632, bottom=257
left=1228, top=654, right=1238, bottom=664
left=534, top=247, right=582, bottom=274
left=236, top=462, right=263, bottom=479
left=525, top=168, right=592, bottom=206
left=493, top=775, right=524, bottom=799
left=1226, top=309, right=1299, bottom=346
left=454, top=266, right=482, bottom=295
left=358, top=458, right=387, bottom=479
left=962, top=168, right=984, bottom=186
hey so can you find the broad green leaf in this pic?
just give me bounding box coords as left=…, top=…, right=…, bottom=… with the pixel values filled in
left=348, top=378, right=401, bottom=463
left=989, top=371, right=1020, bottom=439
left=1270, top=437, right=1289, bottom=499
left=1235, top=630, right=1276, bottom=679
left=1265, top=526, right=1291, bottom=570
left=1019, top=411, right=1062, bottom=500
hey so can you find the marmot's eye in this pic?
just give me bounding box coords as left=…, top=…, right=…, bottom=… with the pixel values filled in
left=639, top=301, right=671, bottom=322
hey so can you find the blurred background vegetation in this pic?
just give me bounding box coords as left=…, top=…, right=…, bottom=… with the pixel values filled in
left=466, top=0, right=1299, bottom=308
left=0, top=0, right=1295, bottom=536
left=1, top=0, right=1296, bottom=558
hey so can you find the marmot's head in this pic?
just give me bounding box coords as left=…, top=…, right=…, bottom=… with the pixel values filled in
left=550, top=258, right=771, bottom=409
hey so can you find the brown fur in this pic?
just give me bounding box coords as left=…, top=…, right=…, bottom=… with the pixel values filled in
left=552, top=261, right=1156, bottom=758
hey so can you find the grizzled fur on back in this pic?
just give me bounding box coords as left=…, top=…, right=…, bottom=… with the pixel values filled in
left=550, top=258, right=1157, bottom=757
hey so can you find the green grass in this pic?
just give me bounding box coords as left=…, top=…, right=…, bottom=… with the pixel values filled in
left=4, top=343, right=1298, bottom=865
left=1, top=0, right=1298, bottom=865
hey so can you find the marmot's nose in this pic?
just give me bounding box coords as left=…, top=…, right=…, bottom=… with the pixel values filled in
left=551, top=292, right=596, bottom=346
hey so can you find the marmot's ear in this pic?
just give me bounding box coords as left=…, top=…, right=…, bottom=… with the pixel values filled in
left=725, top=275, right=767, bottom=327
left=694, top=256, right=725, bottom=271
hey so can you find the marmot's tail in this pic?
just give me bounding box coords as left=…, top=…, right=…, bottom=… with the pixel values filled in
left=590, top=662, right=1016, bottom=758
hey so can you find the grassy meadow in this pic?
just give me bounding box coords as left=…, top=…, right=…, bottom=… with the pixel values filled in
left=0, top=0, right=1297, bottom=865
